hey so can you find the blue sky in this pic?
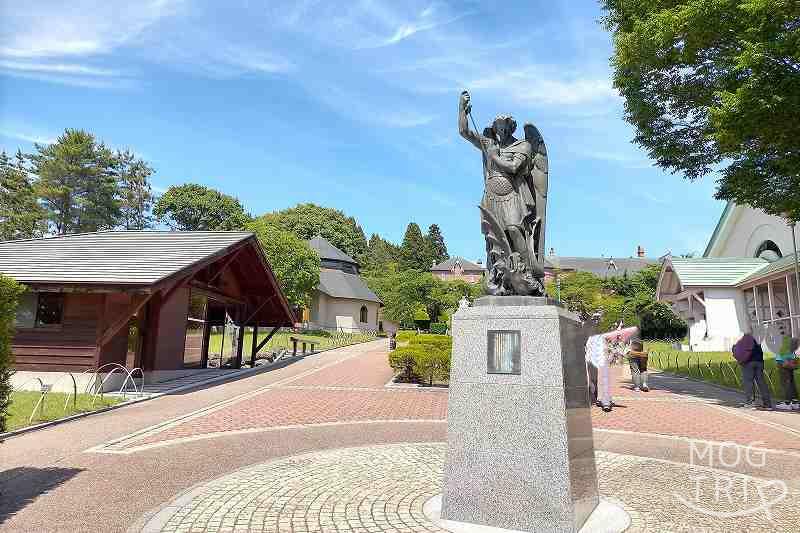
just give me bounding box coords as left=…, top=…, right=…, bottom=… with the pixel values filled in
left=0, top=0, right=725, bottom=260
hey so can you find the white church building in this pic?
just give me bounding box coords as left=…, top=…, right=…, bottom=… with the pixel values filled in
left=657, top=203, right=800, bottom=351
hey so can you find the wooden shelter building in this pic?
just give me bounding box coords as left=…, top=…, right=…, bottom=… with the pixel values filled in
left=0, top=231, right=294, bottom=389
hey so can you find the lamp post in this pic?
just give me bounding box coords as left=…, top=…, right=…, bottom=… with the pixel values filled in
left=782, top=212, right=800, bottom=328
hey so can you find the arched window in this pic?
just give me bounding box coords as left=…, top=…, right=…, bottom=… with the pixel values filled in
left=359, top=305, right=368, bottom=323
left=755, top=240, right=782, bottom=262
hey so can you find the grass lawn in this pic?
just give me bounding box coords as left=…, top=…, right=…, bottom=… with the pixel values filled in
left=6, top=390, right=122, bottom=432
left=645, top=341, right=784, bottom=398
left=208, top=329, right=377, bottom=358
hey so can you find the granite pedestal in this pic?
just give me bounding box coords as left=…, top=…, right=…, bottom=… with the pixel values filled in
left=441, top=299, right=598, bottom=532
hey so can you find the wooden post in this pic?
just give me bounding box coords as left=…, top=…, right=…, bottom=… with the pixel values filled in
left=250, top=325, right=259, bottom=367
left=234, top=324, right=245, bottom=369
left=754, top=287, right=761, bottom=324
left=767, top=280, right=775, bottom=323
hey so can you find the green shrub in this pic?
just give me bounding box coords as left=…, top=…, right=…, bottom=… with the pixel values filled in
left=0, top=275, right=24, bottom=433
left=388, top=348, right=416, bottom=382
left=412, top=348, right=451, bottom=385
left=409, top=334, right=452, bottom=352
left=429, top=322, right=447, bottom=335
left=396, top=330, right=413, bottom=342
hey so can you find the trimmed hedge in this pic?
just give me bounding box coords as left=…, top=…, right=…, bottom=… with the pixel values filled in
left=429, top=322, right=447, bottom=335
left=388, top=348, right=416, bottom=382
left=388, top=333, right=452, bottom=385
left=0, top=275, right=24, bottom=433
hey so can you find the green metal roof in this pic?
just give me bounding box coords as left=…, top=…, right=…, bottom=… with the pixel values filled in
left=737, top=253, right=799, bottom=285
left=668, top=257, right=768, bottom=287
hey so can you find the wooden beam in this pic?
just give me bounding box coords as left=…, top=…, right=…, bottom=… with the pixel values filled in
left=241, top=294, right=278, bottom=326
left=207, top=246, right=245, bottom=284
left=94, top=293, right=154, bottom=354
left=254, top=326, right=280, bottom=355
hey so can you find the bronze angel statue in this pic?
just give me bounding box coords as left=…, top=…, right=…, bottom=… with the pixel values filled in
left=458, top=90, right=548, bottom=296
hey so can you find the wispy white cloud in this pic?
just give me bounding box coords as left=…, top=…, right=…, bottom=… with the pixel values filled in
left=365, top=4, right=476, bottom=49
left=0, top=0, right=183, bottom=59
left=467, top=68, right=619, bottom=107
left=0, top=60, right=121, bottom=77
left=0, top=128, right=57, bottom=145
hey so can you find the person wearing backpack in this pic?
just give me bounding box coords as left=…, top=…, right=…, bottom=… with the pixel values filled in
left=733, top=331, right=772, bottom=409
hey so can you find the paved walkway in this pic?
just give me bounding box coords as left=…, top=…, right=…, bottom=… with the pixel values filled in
left=2, top=340, right=799, bottom=532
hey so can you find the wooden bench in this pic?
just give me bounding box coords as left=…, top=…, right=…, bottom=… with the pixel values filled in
left=289, top=337, right=317, bottom=356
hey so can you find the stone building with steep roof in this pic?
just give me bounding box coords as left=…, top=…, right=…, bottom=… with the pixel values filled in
left=306, top=236, right=384, bottom=333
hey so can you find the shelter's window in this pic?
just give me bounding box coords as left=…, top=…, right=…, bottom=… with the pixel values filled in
left=14, top=293, right=37, bottom=328
left=35, top=293, right=64, bottom=327
left=360, top=305, right=368, bottom=323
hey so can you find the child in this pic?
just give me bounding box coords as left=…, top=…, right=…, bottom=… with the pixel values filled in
left=628, top=339, right=649, bottom=392
left=774, top=336, right=799, bottom=411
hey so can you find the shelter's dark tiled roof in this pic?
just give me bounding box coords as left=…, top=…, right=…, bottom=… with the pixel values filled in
left=0, top=231, right=252, bottom=285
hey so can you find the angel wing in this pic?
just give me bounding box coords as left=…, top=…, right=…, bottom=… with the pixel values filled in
left=524, top=123, right=549, bottom=261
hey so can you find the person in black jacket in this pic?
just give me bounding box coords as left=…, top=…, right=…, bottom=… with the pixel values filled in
left=733, top=331, right=772, bottom=409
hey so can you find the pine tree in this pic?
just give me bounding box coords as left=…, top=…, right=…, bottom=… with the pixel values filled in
left=362, top=233, right=401, bottom=273
left=0, top=150, right=45, bottom=240
left=400, top=222, right=429, bottom=271
left=425, top=224, right=449, bottom=266
left=29, top=129, right=120, bottom=234
left=116, top=149, right=155, bottom=230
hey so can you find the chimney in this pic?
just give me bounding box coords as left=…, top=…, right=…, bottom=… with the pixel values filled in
left=637, top=245, right=645, bottom=258
left=549, top=247, right=555, bottom=256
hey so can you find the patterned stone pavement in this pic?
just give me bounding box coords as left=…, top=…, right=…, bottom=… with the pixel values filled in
left=138, top=443, right=797, bottom=533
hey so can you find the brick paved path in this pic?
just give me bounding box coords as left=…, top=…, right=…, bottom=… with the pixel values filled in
left=4, top=339, right=800, bottom=532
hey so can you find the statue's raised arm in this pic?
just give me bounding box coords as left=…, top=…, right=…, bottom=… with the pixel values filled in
left=458, top=90, right=484, bottom=151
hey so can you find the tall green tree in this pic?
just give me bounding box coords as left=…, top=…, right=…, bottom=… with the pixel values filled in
left=361, top=233, right=401, bottom=274
left=154, top=183, right=251, bottom=231
left=365, top=266, right=438, bottom=327
left=0, top=150, right=45, bottom=240
left=261, top=203, right=368, bottom=260
left=29, top=129, right=120, bottom=234
left=400, top=222, right=429, bottom=271
left=602, top=0, right=800, bottom=220
left=247, top=219, right=320, bottom=307
left=116, top=149, right=155, bottom=230
left=0, top=274, right=24, bottom=433
left=425, top=224, right=449, bottom=266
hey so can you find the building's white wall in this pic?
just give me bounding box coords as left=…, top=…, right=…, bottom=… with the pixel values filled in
left=701, top=288, right=747, bottom=351
left=307, top=291, right=379, bottom=332
left=710, top=206, right=798, bottom=258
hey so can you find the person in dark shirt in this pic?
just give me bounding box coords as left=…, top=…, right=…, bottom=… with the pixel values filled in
left=733, top=332, right=772, bottom=409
